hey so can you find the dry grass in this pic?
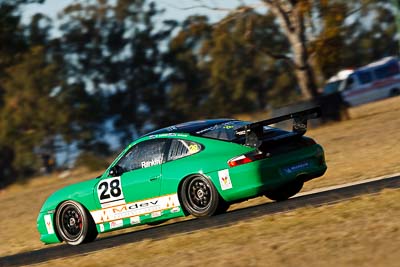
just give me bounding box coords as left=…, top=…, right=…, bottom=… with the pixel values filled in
left=304, top=96, right=400, bottom=190
left=0, top=168, right=100, bottom=257
left=34, top=189, right=400, bottom=267
left=0, top=96, right=399, bottom=262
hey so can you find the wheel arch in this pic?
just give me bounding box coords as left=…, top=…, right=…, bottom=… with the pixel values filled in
left=177, top=173, right=220, bottom=214
left=177, top=172, right=228, bottom=216
left=177, top=174, right=199, bottom=215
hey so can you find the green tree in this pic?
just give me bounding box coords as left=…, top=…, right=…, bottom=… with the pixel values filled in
left=165, top=10, right=297, bottom=119
left=204, top=10, right=297, bottom=115
left=164, top=16, right=211, bottom=121
left=0, top=46, right=65, bottom=177
left=342, top=2, right=397, bottom=67
left=0, top=0, right=44, bottom=186
left=58, top=0, right=175, bottom=143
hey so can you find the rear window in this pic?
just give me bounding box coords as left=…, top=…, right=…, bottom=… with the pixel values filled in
left=167, top=139, right=202, bottom=161
left=195, top=121, right=249, bottom=141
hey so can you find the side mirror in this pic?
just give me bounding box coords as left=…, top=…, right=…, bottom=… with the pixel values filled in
left=109, top=165, right=124, bottom=177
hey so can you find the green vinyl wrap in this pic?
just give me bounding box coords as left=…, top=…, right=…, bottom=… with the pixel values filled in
left=37, top=133, right=326, bottom=244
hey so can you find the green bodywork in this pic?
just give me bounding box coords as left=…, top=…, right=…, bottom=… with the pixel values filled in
left=37, top=132, right=326, bottom=244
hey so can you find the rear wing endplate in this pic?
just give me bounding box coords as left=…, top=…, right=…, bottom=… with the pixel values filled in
left=235, top=107, right=321, bottom=147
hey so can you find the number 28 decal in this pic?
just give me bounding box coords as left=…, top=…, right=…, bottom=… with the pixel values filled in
left=97, top=177, right=125, bottom=208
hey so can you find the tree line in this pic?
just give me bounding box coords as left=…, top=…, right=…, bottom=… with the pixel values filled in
left=0, top=0, right=397, bottom=187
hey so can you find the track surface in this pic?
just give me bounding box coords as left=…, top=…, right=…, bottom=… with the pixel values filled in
left=1, top=174, right=399, bottom=267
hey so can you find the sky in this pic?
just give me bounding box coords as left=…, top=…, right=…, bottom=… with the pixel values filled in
left=22, top=0, right=264, bottom=35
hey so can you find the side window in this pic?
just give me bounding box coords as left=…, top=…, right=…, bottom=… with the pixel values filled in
left=374, top=62, right=399, bottom=80
left=357, top=71, right=372, bottom=84
left=374, top=66, right=388, bottom=79
left=118, top=139, right=167, bottom=172
left=167, top=139, right=202, bottom=161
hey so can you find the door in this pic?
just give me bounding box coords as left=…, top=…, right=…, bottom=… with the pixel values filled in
left=117, top=139, right=167, bottom=203
left=92, top=139, right=169, bottom=225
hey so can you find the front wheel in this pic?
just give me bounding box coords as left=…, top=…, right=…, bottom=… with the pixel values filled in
left=264, top=180, right=304, bottom=202
left=55, top=200, right=98, bottom=245
left=180, top=175, right=220, bottom=217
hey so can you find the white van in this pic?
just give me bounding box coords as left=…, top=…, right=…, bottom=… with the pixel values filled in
left=322, top=69, right=354, bottom=95
left=339, top=57, right=400, bottom=106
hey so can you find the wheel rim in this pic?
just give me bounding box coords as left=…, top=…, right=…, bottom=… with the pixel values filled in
left=60, top=205, right=83, bottom=240
left=187, top=177, right=212, bottom=211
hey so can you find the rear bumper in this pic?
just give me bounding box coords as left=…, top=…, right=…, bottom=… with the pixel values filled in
left=210, top=144, right=327, bottom=202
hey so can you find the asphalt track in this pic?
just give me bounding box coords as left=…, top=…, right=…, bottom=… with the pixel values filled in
left=1, top=174, right=399, bottom=267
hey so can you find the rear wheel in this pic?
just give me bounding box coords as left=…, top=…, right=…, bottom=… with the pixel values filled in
left=180, top=175, right=220, bottom=217
left=264, top=180, right=304, bottom=201
left=389, top=88, right=400, bottom=97
left=215, top=199, right=230, bottom=215
left=55, top=200, right=98, bottom=245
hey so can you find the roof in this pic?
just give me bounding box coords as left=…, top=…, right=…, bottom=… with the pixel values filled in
left=143, top=119, right=236, bottom=137
left=327, top=69, right=354, bottom=83
left=358, top=56, right=399, bottom=71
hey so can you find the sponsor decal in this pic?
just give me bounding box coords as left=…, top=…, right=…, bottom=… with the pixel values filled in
left=218, top=169, right=233, bottom=190
left=167, top=126, right=178, bottom=131
left=44, top=214, right=54, bottom=234
left=149, top=133, right=188, bottom=139
left=151, top=211, right=162, bottom=218
left=141, top=158, right=162, bottom=168
left=130, top=216, right=141, bottom=225
left=188, top=144, right=200, bottom=154
left=110, top=220, right=123, bottom=229
left=91, top=194, right=181, bottom=224
left=97, top=177, right=126, bottom=208
left=99, top=224, right=105, bottom=232
left=170, top=207, right=180, bottom=213
left=282, top=161, right=310, bottom=174
left=158, top=133, right=177, bottom=137
left=196, top=122, right=235, bottom=134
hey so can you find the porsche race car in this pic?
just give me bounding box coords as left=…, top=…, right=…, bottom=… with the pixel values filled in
left=37, top=107, right=327, bottom=245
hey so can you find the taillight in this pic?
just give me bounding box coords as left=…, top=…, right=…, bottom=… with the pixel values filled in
left=228, top=155, right=252, bottom=167
left=228, top=150, right=265, bottom=167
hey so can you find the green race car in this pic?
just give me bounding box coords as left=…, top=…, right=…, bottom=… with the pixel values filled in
left=37, top=107, right=327, bottom=245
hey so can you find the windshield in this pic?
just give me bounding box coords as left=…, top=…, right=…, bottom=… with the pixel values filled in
left=195, top=121, right=250, bottom=141
left=323, top=80, right=342, bottom=95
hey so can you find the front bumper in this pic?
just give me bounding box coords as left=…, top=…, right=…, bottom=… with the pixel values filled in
left=37, top=211, right=61, bottom=244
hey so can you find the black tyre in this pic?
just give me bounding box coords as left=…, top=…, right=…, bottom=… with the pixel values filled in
left=215, top=199, right=230, bottom=215
left=264, top=180, right=304, bottom=202
left=55, top=200, right=98, bottom=245
left=180, top=175, right=220, bottom=217
left=389, top=88, right=400, bottom=97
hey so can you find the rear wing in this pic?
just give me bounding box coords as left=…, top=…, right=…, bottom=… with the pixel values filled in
left=235, top=107, right=321, bottom=147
